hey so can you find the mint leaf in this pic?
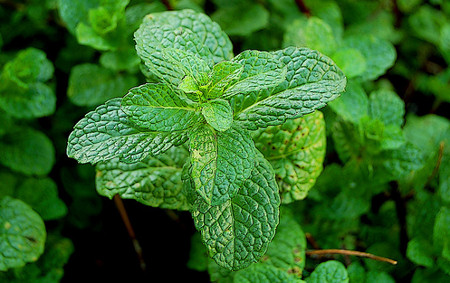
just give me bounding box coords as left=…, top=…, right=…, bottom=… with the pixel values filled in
left=369, top=90, right=405, bottom=127
left=253, top=111, right=326, bottom=203
left=15, top=178, right=67, bottom=221
left=406, top=238, right=435, bottom=267
left=342, top=35, right=396, bottom=81
left=434, top=207, right=450, bottom=255
left=206, top=61, right=243, bottom=99
left=0, top=82, right=56, bottom=119
left=121, top=83, right=203, bottom=131
left=188, top=124, right=256, bottom=205
left=202, top=99, right=233, bottom=132
left=0, top=196, right=46, bottom=271
left=68, top=63, right=137, bottom=107
left=233, top=47, right=346, bottom=130
left=0, top=128, right=55, bottom=176
left=234, top=264, right=300, bottom=283
left=332, top=48, right=367, bottom=78
left=187, top=154, right=280, bottom=270
left=96, top=147, right=189, bottom=210
left=57, top=0, right=99, bottom=33
left=211, top=3, right=269, bottom=37
left=225, top=50, right=287, bottom=98
left=307, top=260, right=349, bottom=283
left=328, top=80, right=369, bottom=124
left=137, top=9, right=233, bottom=64
left=67, top=98, right=188, bottom=164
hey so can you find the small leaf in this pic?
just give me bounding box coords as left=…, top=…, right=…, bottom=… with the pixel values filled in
left=406, top=238, right=435, bottom=267
left=369, top=90, right=405, bottom=127
left=67, top=98, right=188, bottom=164
left=188, top=124, right=256, bottom=205
left=232, top=47, right=346, bottom=130
left=68, top=63, right=137, bottom=107
left=234, top=264, right=300, bottom=283
left=0, top=196, right=46, bottom=271
left=187, top=154, right=280, bottom=270
left=307, top=260, right=349, bottom=283
left=332, top=48, right=367, bottom=78
left=96, top=146, right=190, bottom=210
left=211, top=3, right=269, bottom=37
left=202, top=99, right=233, bottom=132
left=0, top=128, right=55, bottom=176
left=206, top=61, right=243, bottom=99
left=121, top=83, right=203, bottom=132
left=328, top=80, right=369, bottom=124
left=253, top=111, right=326, bottom=203
left=225, top=50, right=287, bottom=98
left=342, top=35, right=396, bottom=81
left=15, top=178, right=68, bottom=221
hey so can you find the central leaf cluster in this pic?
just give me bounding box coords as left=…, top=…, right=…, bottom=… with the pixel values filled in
left=66, top=9, right=346, bottom=271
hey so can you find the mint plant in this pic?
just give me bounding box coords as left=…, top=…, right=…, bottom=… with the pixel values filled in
left=66, top=9, right=346, bottom=271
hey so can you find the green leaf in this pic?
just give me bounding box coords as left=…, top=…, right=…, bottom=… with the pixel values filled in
left=75, top=22, right=117, bottom=51
left=57, top=0, right=99, bottom=33
left=0, top=82, right=56, bottom=119
left=342, top=35, right=396, bottom=81
left=332, top=48, right=367, bottom=78
left=121, top=83, right=203, bottom=132
left=369, top=90, right=405, bottom=127
left=409, top=5, right=446, bottom=45
left=68, top=63, right=137, bottom=107
left=96, top=146, right=190, bottom=210
left=260, top=210, right=307, bottom=276
left=347, top=262, right=366, bottom=283
left=15, top=178, right=67, bottom=221
left=186, top=154, right=280, bottom=270
left=365, top=271, right=396, bottom=283
left=206, top=61, right=243, bottom=99
left=406, top=237, right=435, bottom=267
left=211, top=3, right=269, bottom=37
left=0, top=196, right=46, bottom=271
left=328, top=80, right=369, bottom=124
left=67, top=98, right=188, bottom=164
left=233, top=47, right=346, bottom=130
left=0, top=128, right=55, bottom=176
left=1, top=47, right=54, bottom=87
left=253, top=111, right=326, bottom=203
left=283, top=17, right=337, bottom=55
left=434, top=207, right=450, bottom=254
left=307, top=260, right=349, bottom=283
left=202, top=99, right=233, bottom=132
left=187, top=232, right=209, bottom=272
left=187, top=124, right=256, bottom=205
left=136, top=9, right=233, bottom=65
left=234, top=264, right=301, bottom=283
left=380, top=142, right=425, bottom=179
left=225, top=50, right=287, bottom=97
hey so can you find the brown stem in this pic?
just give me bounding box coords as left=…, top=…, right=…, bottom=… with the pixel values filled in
left=113, top=195, right=146, bottom=271
left=294, top=0, right=311, bottom=17
left=161, top=0, right=173, bottom=10
left=305, top=232, right=321, bottom=250
left=306, top=249, right=398, bottom=265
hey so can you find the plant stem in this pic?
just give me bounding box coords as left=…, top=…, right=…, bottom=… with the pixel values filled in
left=389, top=181, right=408, bottom=256
left=113, top=195, right=146, bottom=271
left=294, top=0, right=311, bottom=17
left=161, top=0, right=173, bottom=10
left=425, top=141, right=445, bottom=185
left=306, top=249, right=398, bottom=265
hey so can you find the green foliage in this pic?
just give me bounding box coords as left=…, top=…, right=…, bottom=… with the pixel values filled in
left=66, top=8, right=345, bottom=272
left=1, top=0, right=449, bottom=281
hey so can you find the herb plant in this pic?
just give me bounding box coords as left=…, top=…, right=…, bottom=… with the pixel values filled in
left=66, top=9, right=346, bottom=271
left=0, top=0, right=449, bottom=282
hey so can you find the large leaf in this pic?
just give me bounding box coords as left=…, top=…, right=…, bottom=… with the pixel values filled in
left=232, top=47, right=346, bottom=130
left=0, top=197, right=46, bottom=271
left=253, top=111, right=326, bottom=203
left=0, top=128, right=55, bottom=176
left=96, top=146, right=190, bottom=210
left=67, top=63, right=137, bottom=107
left=121, top=83, right=203, bottom=131
left=186, top=154, right=280, bottom=270
left=187, top=124, right=256, bottom=205
left=67, top=98, right=188, bottom=164
left=136, top=9, right=233, bottom=65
